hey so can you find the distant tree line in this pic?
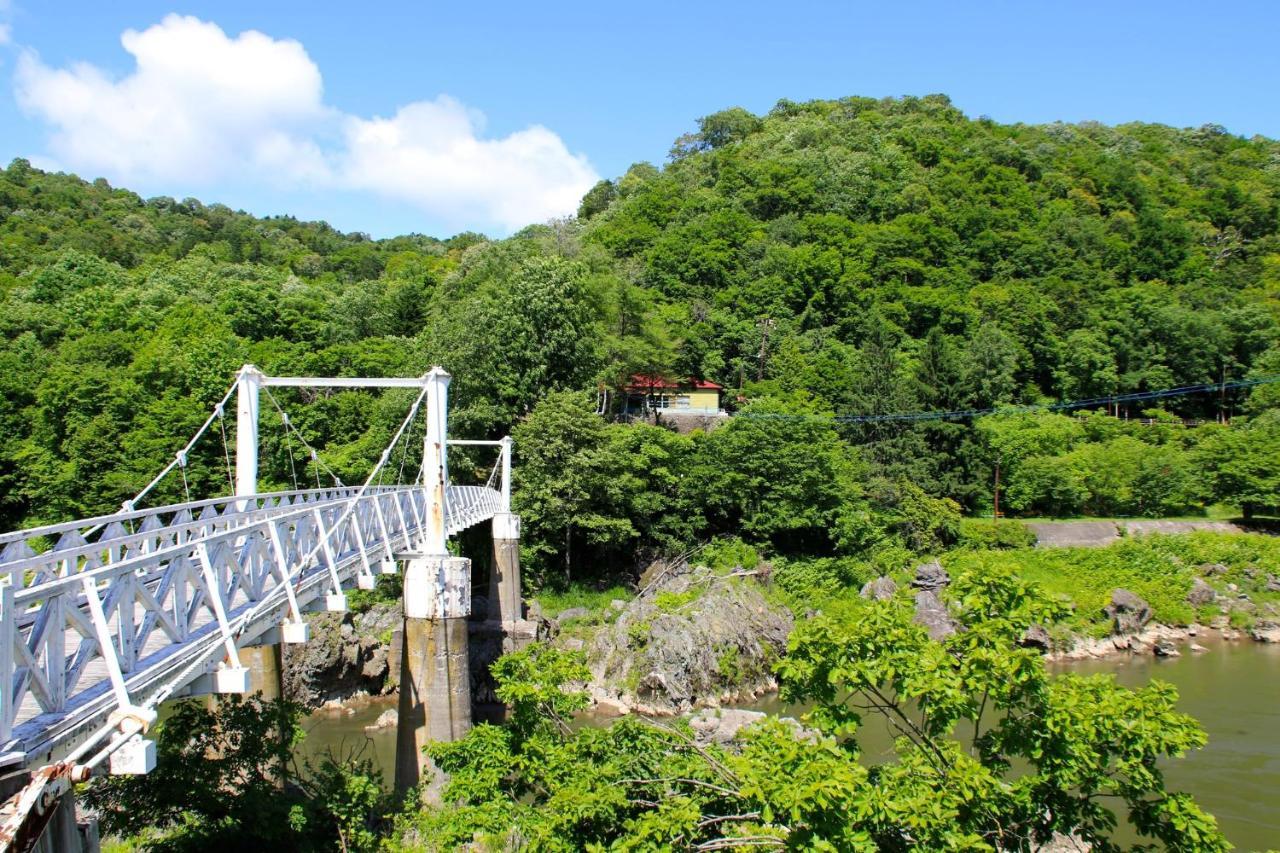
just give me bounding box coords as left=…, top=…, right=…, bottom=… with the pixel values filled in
left=1, top=93, right=1278, bottom=584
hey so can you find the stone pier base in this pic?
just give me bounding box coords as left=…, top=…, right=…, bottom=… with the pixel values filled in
left=489, top=513, right=522, bottom=625
left=394, top=616, right=471, bottom=795
left=241, top=643, right=283, bottom=701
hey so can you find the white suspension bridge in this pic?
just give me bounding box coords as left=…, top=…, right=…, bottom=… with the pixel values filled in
left=0, top=365, right=523, bottom=852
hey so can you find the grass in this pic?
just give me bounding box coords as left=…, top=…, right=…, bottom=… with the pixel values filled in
left=943, top=530, right=1280, bottom=637
left=654, top=588, right=699, bottom=613
left=534, top=584, right=632, bottom=618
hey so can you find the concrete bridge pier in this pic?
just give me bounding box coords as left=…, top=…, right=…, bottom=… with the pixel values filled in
left=241, top=642, right=283, bottom=701
left=488, top=512, right=523, bottom=625
left=394, top=555, right=472, bottom=796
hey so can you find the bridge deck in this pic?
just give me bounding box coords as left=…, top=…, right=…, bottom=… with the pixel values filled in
left=0, top=484, right=502, bottom=770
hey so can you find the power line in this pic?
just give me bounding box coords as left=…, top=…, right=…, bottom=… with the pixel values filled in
left=738, top=374, right=1280, bottom=425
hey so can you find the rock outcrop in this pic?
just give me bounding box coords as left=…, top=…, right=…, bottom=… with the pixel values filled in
left=1186, top=577, right=1217, bottom=606
left=587, top=569, right=792, bottom=715
left=282, top=602, right=400, bottom=708
left=1103, top=589, right=1152, bottom=636
left=1250, top=620, right=1280, bottom=643
left=913, top=589, right=958, bottom=640
left=860, top=576, right=898, bottom=601
left=1020, top=624, right=1052, bottom=651
left=911, top=561, right=950, bottom=591
left=688, top=708, right=815, bottom=745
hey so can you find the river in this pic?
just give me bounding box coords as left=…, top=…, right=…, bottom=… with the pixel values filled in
left=299, top=638, right=1280, bottom=849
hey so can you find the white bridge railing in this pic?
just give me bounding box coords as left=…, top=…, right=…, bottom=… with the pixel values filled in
left=0, top=483, right=502, bottom=770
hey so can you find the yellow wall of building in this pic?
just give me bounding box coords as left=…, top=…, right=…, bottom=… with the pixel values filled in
left=683, top=389, right=721, bottom=410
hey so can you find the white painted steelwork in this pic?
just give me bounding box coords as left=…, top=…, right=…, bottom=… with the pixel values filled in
left=0, top=363, right=511, bottom=774
left=0, top=483, right=502, bottom=770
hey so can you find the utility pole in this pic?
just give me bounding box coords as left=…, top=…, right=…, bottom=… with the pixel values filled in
left=757, top=317, right=775, bottom=382
left=993, top=457, right=1001, bottom=522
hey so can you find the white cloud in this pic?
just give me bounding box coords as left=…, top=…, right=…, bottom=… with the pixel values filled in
left=341, top=97, right=599, bottom=231
left=0, top=24, right=11, bottom=46
left=12, top=15, right=598, bottom=232
left=16, top=15, right=328, bottom=185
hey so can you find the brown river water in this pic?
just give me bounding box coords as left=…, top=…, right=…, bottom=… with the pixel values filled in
left=299, top=638, right=1280, bottom=849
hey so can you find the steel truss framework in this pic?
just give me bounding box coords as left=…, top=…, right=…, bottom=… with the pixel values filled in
left=0, top=481, right=502, bottom=770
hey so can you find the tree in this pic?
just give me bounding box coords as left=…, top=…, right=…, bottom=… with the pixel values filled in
left=434, top=253, right=602, bottom=435
left=687, top=395, right=866, bottom=554
left=1196, top=421, right=1280, bottom=517
left=511, top=391, right=633, bottom=584
left=85, top=696, right=302, bottom=849
left=407, top=571, right=1228, bottom=850
left=1054, top=328, right=1119, bottom=401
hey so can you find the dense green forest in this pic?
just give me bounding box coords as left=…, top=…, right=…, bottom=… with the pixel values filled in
left=2, top=94, right=1279, bottom=584
left=10, top=93, right=1279, bottom=851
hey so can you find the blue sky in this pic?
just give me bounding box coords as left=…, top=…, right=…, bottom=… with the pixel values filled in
left=1, top=1, right=1277, bottom=239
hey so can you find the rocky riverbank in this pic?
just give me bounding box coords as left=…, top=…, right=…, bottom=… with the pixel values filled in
left=282, top=602, right=401, bottom=709
left=548, top=560, right=793, bottom=717
left=282, top=545, right=1280, bottom=717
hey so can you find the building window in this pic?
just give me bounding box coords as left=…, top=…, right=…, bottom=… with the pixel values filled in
left=647, top=394, right=672, bottom=409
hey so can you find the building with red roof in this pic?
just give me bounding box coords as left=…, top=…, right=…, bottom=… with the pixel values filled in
left=623, top=375, right=725, bottom=416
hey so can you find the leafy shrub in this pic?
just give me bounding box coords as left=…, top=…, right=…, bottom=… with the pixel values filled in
left=697, top=537, right=761, bottom=573
left=772, top=556, right=873, bottom=603
left=535, top=584, right=632, bottom=618
left=945, top=537, right=1200, bottom=633
left=653, top=588, right=699, bottom=612
left=400, top=572, right=1229, bottom=851
left=956, top=518, right=1037, bottom=550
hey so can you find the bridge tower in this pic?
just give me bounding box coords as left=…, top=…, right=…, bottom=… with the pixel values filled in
left=394, top=367, right=474, bottom=795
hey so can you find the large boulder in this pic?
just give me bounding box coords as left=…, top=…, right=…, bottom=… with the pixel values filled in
left=689, top=708, right=768, bottom=744
left=282, top=601, right=401, bottom=708
left=1103, top=589, right=1152, bottom=636
left=860, top=576, right=898, bottom=601
left=912, top=561, right=950, bottom=592
left=914, top=589, right=958, bottom=640
left=1250, top=620, right=1280, bottom=643
left=1020, top=624, right=1052, bottom=651
left=588, top=571, right=793, bottom=714
left=1266, top=574, right=1280, bottom=593
left=1186, top=577, right=1217, bottom=606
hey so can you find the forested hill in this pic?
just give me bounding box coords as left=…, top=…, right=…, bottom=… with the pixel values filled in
left=581, top=94, right=1279, bottom=397
left=1, top=94, right=1278, bottom=552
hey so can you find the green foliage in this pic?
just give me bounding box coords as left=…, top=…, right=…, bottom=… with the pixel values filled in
left=344, top=573, right=400, bottom=614
left=290, top=747, right=389, bottom=853
left=6, top=94, right=1280, bottom=584
left=533, top=584, right=632, bottom=618
left=778, top=569, right=1227, bottom=850
left=401, top=571, right=1227, bottom=850
left=85, top=696, right=391, bottom=852
left=956, top=518, right=1037, bottom=550
left=86, top=696, right=302, bottom=848
left=772, top=555, right=873, bottom=605
left=870, top=477, right=962, bottom=552
left=981, top=411, right=1240, bottom=518
left=687, top=395, right=867, bottom=554
left=946, top=538, right=1201, bottom=634
left=696, top=536, right=761, bottom=573
left=653, top=588, right=699, bottom=612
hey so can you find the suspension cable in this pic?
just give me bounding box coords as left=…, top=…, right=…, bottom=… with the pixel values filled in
left=282, top=414, right=300, bottom=492
left=218, top=406, right=235, bottom=493
left=68, top=383, right=434, bottom=772
left=262, top=386, right=345, bottom=488
left=82, top=379, right=239, bottom=537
